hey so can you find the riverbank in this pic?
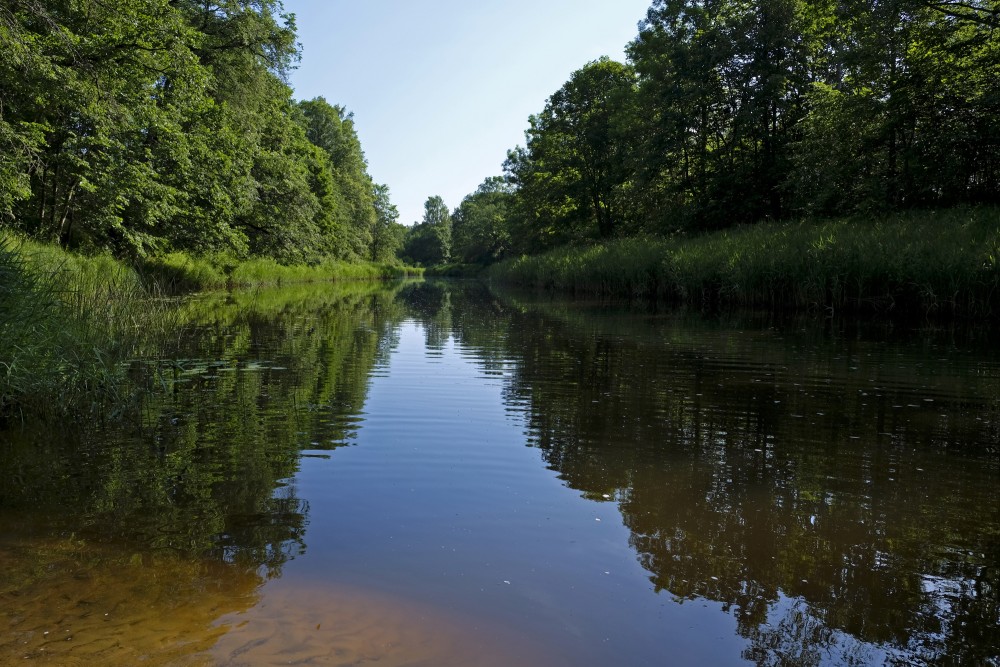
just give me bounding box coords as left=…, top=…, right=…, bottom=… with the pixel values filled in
left=487, top=207, right=1000, bottom=317
left=143, top=251, right=423, bottom=292
left=0, top=237, right=422, bottom=422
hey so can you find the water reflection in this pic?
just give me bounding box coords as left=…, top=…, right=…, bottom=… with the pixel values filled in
left=1, top=280, right=998, bottom=665
left=438, top=283, right=1000, bottom=665
left=0, top=283, right=410, bottom=664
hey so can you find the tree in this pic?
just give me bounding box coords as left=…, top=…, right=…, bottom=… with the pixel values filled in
left=782, top=0, right=1000, bottom=213
left=297, top=97, right=377, bottom=260
left=505, top=58, right=638, bottom=248
left=0, top=0, right=397, bottom=264
left=628, top=0, right=817, bottom=230
left=0, top=0, right=316, bottom=258
left=452, top=177, right=514, bottom=264
left=401, top=195, right=452, bottom=266
left=370, top=183, right=404, bottom=262
left=422, top=195, right=453, bottom=262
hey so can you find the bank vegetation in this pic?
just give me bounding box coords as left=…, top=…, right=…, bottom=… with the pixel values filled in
left=488, top=207, right=1000, bottom=317
left=408, top=0, right=999, bottom=315
left=0, top=235, right=419, bottom=423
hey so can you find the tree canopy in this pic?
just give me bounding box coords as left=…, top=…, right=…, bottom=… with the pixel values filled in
left=5, top=0, right=997, bottom=268
left=0, top=0, right=392, bottom=264
left=402, top=195, right=453, bottom=266
left=448, top=0, right=1000, bottom=263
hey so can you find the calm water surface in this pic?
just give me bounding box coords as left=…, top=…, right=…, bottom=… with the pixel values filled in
left=1, top=281, right=998, bottom=665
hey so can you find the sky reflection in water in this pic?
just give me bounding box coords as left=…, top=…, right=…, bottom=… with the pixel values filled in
left=1, top=281, right=998, bottom=665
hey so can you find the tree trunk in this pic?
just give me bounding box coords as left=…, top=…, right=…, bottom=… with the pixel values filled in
left=58, top=180, right=79, bottom=247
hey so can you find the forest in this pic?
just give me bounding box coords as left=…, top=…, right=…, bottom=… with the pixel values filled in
left=3, top=0, right=998, bottom=274
left=405, top=0, right=1000, bottom=269
left=1, top=0, right=405, bottom=265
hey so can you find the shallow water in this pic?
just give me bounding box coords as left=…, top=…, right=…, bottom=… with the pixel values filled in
left=2, top=281, right=998, bottom=665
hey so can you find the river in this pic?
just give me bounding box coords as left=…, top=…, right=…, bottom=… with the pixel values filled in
left=1, top=280, right=998, bottom=665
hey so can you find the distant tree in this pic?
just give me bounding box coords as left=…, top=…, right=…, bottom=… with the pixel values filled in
left=452, top=177, right=514, bottom=264
left=504, top=58, right=638, bottom=249
left=401, top=195, right=452, bottom=265
left=370, top=183, right=404, bottom=262
left=422, top=195, right=452, bottom=257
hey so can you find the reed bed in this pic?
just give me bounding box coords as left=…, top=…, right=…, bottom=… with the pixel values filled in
left=0, top=236, right=422, bottom=422
left=142, top=252, right=422, bottom=292
left=488, top=207, right=1000, bottom=317
left=0, top=237, right=168, bottom=421
left=228, top=257, right=421, bottom=286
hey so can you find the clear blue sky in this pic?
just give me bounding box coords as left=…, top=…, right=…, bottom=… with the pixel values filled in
left=282, top=1, right=651, bottom=226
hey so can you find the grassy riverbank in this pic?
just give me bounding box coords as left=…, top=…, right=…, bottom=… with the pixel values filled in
left=488, top=207, right=1000, bottom=317
left=0, top=240, right=153, bottom=421
left=0, top=237, right=421, bottom=422
left=143, top=252, right=423, bottom=292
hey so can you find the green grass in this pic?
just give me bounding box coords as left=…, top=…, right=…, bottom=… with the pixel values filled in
left=424, top=263, right=486, bottom=278
left=0, top=234, right=423, bottom=422
left=488, top=207, right=1000, bottom=317
left=0, top=237, right=168, bottom=421
left=228, top=257, right=420, bottom=286
left=141, top=252, right=423, bottom=292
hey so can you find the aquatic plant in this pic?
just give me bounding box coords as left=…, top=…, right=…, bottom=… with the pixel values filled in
left=488, top=207, right=1000, bottom=317
left=142, top=251, right=423, bottom=292
left=0, top=238, right=141, bottom=420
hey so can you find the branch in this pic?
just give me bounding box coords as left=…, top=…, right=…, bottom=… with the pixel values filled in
left=925, top=0, right=1000, bottom=27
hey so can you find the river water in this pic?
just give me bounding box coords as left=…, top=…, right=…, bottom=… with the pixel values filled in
left=1, top=280, right=998, bottom=666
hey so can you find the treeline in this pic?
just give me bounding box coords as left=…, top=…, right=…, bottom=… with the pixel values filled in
left=433, top=0, right=1000, bottom=265
left=0, top=0, right=405, bottom=263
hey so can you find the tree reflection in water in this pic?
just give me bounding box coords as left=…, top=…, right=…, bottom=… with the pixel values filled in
left=435, top=281, right=1000, bottom=666
left=0, top=283, right=410, bottom=663
left=1, top=280, right=997, bottom=665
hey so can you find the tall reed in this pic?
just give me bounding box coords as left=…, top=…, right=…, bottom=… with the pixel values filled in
left=0, top=235, right=185, bottom=422
left=141, top=251, right=424, bottom=292
left=488, top=207, right=1000, bottom=317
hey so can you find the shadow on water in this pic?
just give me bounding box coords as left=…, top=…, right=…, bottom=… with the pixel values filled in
left=1, top=279, right=998, bottom=665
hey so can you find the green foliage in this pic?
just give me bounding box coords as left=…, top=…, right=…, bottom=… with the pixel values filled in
left=297, top=97, right=379, bottom=260
left=456, top=0, right=1000, bottom=260
left=488, top=207, right=1000, bottom=317
left=228, top=257, right=392, bottom=286
left=504, top=58, right=639, bottom=249
left=142, top=250, right=420, bottom=291
left=452, top=177, right=515, bottom=264
left=0, top=235, right=166, bottom=421
left=0, top=0, right=396, bottom=267
left=371, top=183, right=405, bottom=262
left=488, top=238, right=672, bottom=298
left=0, top=233, right=421, bottom=421
left=401, top=195, right=453, bottom=266
left=142, top=252, right=232, bottom=292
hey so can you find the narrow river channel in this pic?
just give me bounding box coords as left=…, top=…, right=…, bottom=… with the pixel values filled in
left=2, top=280, right=998, bottom=665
